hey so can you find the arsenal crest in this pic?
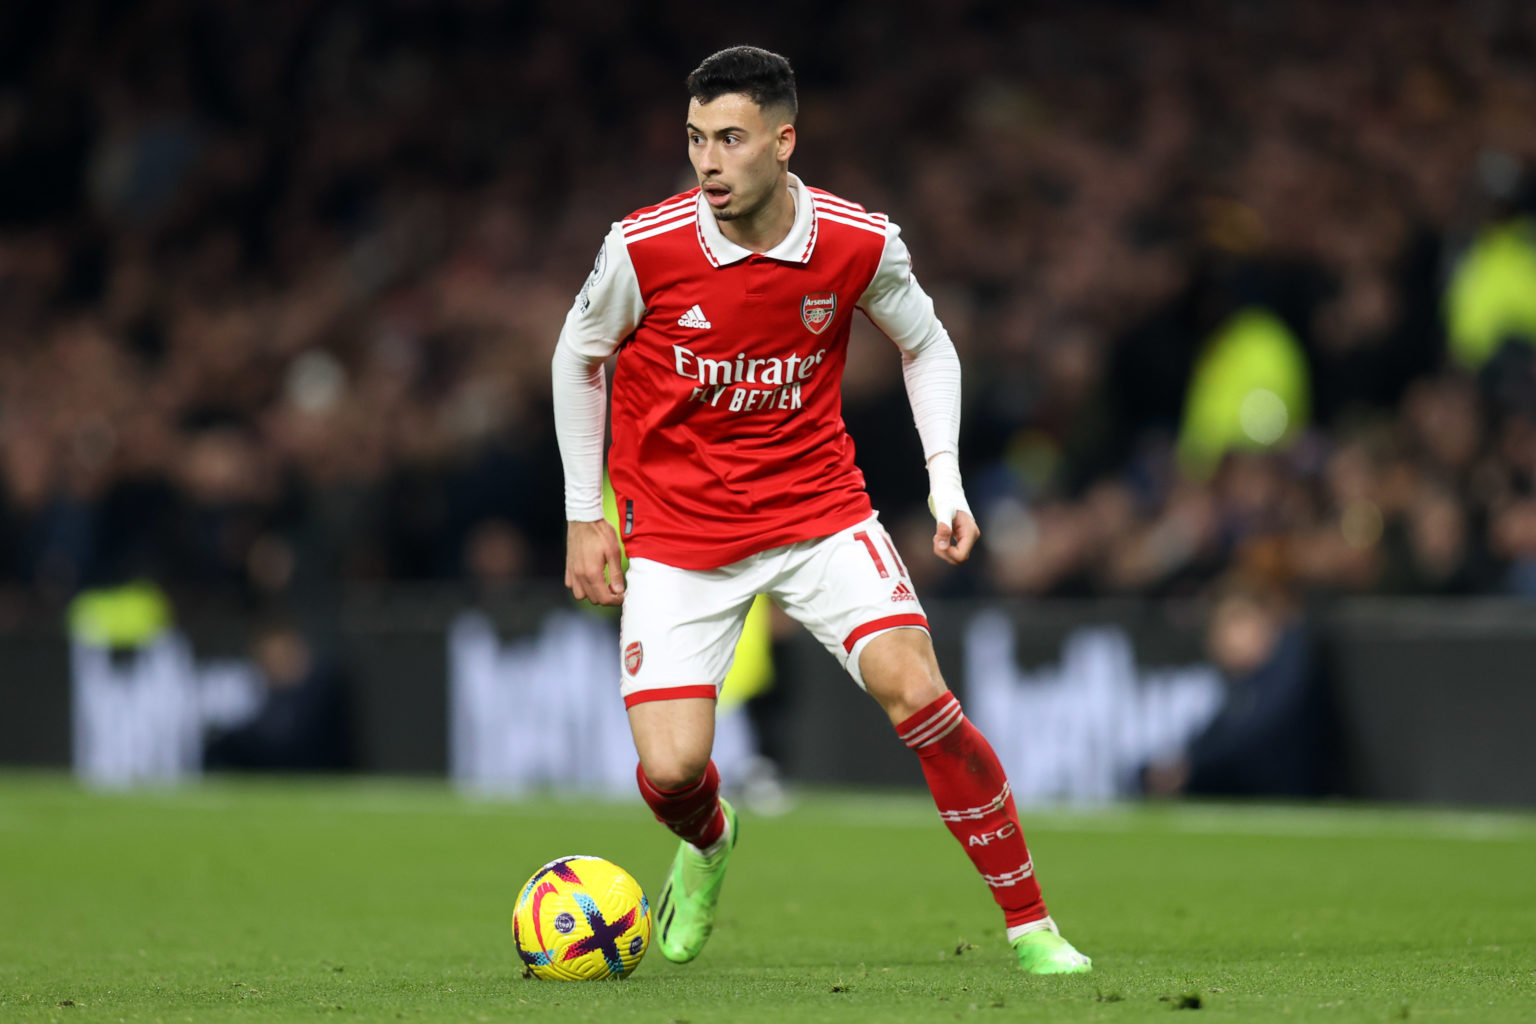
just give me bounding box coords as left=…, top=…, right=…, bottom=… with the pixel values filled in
left=624, top=641, right=644, bottom=676
left=801, top=292, right=837, bottom=335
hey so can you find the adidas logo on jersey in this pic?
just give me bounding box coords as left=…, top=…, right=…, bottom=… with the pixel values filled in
left=891, top=582, right=916, bottom=603
left=677, top=304, right=711, bottom=329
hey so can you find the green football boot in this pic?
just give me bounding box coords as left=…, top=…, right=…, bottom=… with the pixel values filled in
left=654, top=799, right=738, bottom=963
left=1013, top=929, right=1093, bottom=975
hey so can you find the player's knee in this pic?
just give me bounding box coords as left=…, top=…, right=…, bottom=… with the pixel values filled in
left=871, top=674, right=948, bottom=725
left=860, top=629, right=941, bottom=699
left=628, top=695, right=716, bottom=791
left=639, top=754, right=711, bottom=793
left=860, top=631, right=948, bottom=724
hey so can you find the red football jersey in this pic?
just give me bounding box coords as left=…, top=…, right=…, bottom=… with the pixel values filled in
left=555, top=174, right=957, bottom=570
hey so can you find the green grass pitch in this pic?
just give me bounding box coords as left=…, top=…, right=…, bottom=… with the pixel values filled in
left=2, top=775, right=1534, bottom=1023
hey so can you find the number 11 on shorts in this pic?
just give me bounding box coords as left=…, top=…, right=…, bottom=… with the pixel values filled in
left=854, top=529, right=907, bottom=579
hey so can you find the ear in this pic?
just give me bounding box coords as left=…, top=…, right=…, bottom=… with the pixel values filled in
left=777, top=122, right=796, bottom=163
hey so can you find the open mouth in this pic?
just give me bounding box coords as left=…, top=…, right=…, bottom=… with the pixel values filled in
left=702, top=183, right=731, bottom=207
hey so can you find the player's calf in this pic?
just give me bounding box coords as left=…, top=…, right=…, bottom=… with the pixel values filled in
left=895, top=691, right=1094, bottom=971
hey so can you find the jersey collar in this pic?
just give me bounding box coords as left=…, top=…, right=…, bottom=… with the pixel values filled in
left=695, top=173, right=817, bottom=267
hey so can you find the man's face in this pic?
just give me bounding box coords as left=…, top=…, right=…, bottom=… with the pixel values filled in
left=686, top=93, right=793, bottom=222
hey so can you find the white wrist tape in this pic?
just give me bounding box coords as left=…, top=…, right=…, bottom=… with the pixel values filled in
left=926, top=451, right=971, bottom=525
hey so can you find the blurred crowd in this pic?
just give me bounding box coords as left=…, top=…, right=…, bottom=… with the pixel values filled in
left=3, top=0, right=1536, bottom=611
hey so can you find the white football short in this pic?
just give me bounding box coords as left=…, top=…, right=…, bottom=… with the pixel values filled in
left=618, top=513, right=929, bottom=707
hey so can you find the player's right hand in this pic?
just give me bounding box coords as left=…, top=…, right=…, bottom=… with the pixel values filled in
left=565, top=519, right=626, bottom=606
left=934, top=508, right=980, bottom=565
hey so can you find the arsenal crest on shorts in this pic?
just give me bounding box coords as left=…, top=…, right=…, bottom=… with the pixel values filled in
left=624, top=641, right=644, bottom=676
left=801, top=292, right=837, bottom=335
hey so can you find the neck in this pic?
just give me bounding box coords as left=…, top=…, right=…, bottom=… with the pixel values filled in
left=719, top=176, right=795, bottom=253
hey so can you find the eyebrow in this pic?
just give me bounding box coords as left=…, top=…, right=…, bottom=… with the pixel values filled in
left=685, top=122, right=750, bottom=136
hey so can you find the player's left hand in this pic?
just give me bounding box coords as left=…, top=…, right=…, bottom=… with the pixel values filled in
left=934, top=509, right=979, bottom=565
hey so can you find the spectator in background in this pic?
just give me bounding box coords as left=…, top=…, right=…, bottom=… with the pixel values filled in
left=1377, top=477, right=1497, bottom=595
left=1176, top=307, right=1311, bottom=480
left=1140, top=576, right=1334, bottom=798
left=1444, top=150, right=1536, bottom=374
left=204, top=620, right=353, bottom=773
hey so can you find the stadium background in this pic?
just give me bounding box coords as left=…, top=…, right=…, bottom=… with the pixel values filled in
left=2, top=0, right=1535, bottom=804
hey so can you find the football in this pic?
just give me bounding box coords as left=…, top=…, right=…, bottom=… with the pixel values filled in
left=512, top=855, right=651, bottom=980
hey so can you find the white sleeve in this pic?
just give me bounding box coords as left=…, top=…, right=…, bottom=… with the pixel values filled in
left=856, top=222, right=971, bottom=521
left=551, top=223, right=645, bottom=522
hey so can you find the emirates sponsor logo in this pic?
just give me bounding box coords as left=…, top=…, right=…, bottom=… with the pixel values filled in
left=673, top=343, right=825, bottom=386
left=801, top=292, right=837, bottom=335
left=672, top=342, right=829, bottom=414
left=891, top=582, right=916, bottom=602
left=624, top=641, right=643, bottom=675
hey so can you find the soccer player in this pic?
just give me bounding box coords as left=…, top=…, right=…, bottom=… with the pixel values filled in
left=551, top=45, right=1091, bottom=975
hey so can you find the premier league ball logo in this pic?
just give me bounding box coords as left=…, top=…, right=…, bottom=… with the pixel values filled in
left=801, top=292, right=837, bottom=335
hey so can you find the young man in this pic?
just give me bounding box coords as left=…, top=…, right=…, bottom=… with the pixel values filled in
left=551, top=46, right=1091, bottom=975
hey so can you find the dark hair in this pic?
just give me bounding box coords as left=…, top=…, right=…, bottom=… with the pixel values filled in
left=686, top=46, right=797, bottom=122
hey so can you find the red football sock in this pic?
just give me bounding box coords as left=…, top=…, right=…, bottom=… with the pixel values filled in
left=636, top=760, right=727, bottom=849
left=898, top=692, right=1047, bottom=928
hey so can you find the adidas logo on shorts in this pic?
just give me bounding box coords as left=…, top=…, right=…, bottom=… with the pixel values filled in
left=891, top=582, right=916, bottom=602
left=677, top=304, right=711, bottom=329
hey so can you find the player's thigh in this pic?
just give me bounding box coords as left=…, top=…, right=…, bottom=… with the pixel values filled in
left=619, top=557, right=759, bottom=708
left=769, top=514, right=932, bottom=689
